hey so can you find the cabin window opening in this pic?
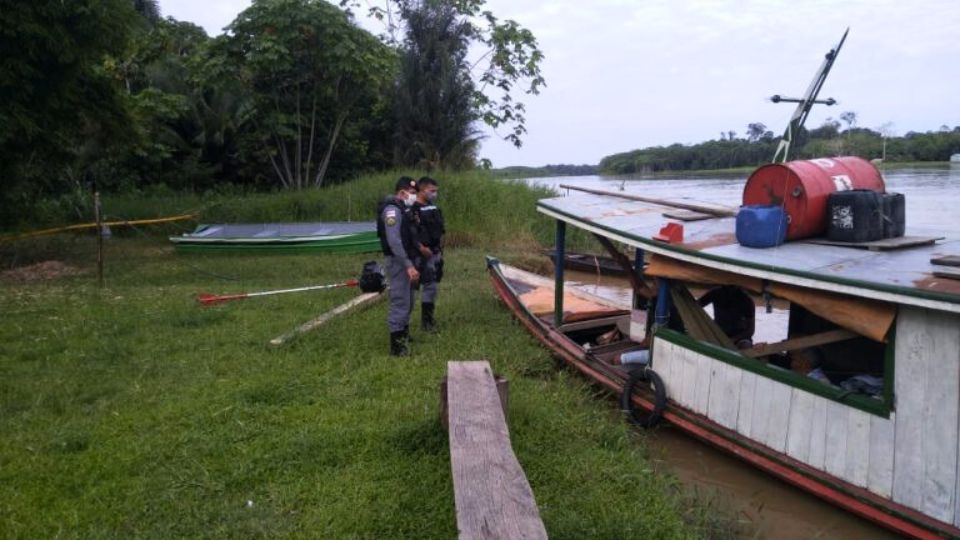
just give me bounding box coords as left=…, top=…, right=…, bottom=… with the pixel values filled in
left=661, top=281, right=894, bottom=412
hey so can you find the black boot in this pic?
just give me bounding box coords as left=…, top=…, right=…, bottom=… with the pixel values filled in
left=422, top=303, right=436, bottom=332
left=390, top=331, right=409, bottom=357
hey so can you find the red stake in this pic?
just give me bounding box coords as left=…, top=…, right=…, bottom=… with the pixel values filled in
left=198, top=279, right=359, bottom=306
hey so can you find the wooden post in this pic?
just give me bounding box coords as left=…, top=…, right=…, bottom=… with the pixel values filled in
left=554, top=220, right=566, bottom=328
left=94, top=191, right=104, bottom=288
left=445, top=361, right=546, bottom=540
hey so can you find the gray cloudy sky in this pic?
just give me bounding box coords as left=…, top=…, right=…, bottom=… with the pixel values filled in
left=161, top=0, right=960, bottom=167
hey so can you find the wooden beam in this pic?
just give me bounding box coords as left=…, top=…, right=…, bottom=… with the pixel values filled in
left=446, top=361, right=547, bottom=540
left=742, top=329, right=858, bottom=358
left=559, top=183, right=737, bottom=217
left=268, top=292, right=384, bottom=347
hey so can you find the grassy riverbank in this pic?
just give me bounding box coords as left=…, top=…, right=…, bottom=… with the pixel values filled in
left=0, top=172, right=736, bottom=537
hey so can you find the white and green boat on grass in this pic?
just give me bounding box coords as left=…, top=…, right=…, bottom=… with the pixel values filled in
left=169, top=222, right=380, bottom=254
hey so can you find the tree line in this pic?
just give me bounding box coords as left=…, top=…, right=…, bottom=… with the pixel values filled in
left=0, top=0, right=544, bottom=226
left=599, top=116, right=960, bottom=175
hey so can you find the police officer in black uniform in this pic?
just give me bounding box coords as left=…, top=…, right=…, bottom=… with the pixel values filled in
left=411, top=176, right=445, bottom=331
left=377, top=177, right=420, bottom=356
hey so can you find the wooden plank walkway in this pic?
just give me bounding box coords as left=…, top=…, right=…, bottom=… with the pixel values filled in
left=446, top=361, right=547, bottom=540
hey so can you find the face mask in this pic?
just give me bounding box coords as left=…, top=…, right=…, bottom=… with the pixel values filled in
left=427, top=192, right=438, bottom=202
left=403, top=192, right=416, bottom=207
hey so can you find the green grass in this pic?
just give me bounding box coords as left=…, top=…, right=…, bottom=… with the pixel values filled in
left=0, top=174, right=737, bottom=538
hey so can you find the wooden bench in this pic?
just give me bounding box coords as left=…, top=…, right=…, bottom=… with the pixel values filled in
left=445, top=361, right=547, bottom=540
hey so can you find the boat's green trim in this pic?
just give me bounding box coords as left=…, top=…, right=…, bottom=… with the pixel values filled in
left=173, top=234, right=380, bottom=254
left=537, top=201, right=960, bottom=307
left=654, top=328, right=892, bottom=418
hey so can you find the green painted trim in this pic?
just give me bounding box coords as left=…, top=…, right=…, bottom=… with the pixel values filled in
left=537, top=201, right=960, bottom=307
left=173, top=237, right=381, bottom=254
left=654, top=328, right=892, bottom=418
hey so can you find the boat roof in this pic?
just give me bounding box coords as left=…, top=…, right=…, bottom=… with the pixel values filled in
left=174, top=222, right=375, bottom=241
left=537, top=193, right=960, bottom=313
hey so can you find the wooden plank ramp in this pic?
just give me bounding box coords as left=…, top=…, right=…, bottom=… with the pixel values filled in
left=446, top=361, right=547, bottom=540
left=268, top=292, right=384, bottom=346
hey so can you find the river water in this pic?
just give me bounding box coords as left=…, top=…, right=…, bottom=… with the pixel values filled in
left=520, top=165, right=960, bottom=538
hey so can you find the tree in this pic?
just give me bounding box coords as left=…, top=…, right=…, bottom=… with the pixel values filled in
left=0, top=0, right=138, bottom=224
left=343, top=0, right=545, bottom=149
left=393, top=0, right=480, bottom=169
left=746, top=122, right=767, bottom=142
left=212, top=0, right=397, bottom=189
left=839, top=111, right=857, bottom=130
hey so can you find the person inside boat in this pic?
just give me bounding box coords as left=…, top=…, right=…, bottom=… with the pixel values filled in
left=412, top=176, right=445, bottom=332
left=378, top=176, right=421, bottom=356
left=697, top=285, right=756, bottom=349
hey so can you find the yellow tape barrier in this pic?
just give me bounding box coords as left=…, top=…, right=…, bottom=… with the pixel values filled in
left=0, top=214, right=196, bottom=243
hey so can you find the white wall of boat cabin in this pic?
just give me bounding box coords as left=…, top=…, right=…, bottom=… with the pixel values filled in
left=652, top=305, right=960, bottom=527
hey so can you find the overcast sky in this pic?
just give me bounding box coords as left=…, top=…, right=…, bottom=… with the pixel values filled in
left=161, top=0, right=960, bottom=167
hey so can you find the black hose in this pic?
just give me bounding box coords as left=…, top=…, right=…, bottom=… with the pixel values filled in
left=620, top=367, right=666, bottom=428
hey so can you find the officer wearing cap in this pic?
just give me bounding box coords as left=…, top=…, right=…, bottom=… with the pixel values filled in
left=411, top=176, right=445, bottom=331
left=377, top=176, right=420, bottom=356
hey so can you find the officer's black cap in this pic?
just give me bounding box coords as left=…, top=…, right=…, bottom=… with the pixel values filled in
left=395, top=176, right=417, bottom=192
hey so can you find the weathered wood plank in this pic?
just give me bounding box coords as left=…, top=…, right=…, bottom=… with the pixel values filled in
left=824, top=402, right=848, bottom=479
left=843, top=408, right=871, bottom=488
left=677, top=344, right=700, bottom=410
left=921, top=311, right=960, bottom=523
left=662, top=209, right=714, bottom=221
left=741, top=329, right=856, bottom=358
left=736, top=371, right=758, bottom=439
left=268, top=292, right=384, bottom=346
left=750, top=376, right=775, bottom=449
left=933, top=267, right=960, bottom=280
left=786, top=390, right=815, bottom=463
left=707, top=360, right=742, bottom=430
left=807, top=395, right=829, bottom=471
left=867, top=414, right=895, bottom=499
left=447, top=361, right=547, bottom=540
left=804, top=235, right=943, bottom=251
left=692, top=351, right=713, bottom=415
left=892, top=308, right=927, bottom=510
left=750, top=376, right=792, bottom=452
left=765, top=380, right=793, bottom=452
left=931, top=255, right=960, bottom=267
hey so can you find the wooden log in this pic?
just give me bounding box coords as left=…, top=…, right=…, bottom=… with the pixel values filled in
left=268, top=292, right=384, bottom=347
left=446, top=361, right=546, bottom=540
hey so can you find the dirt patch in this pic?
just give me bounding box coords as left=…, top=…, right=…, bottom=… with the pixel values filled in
left=1, top=261, right=84, bottom=283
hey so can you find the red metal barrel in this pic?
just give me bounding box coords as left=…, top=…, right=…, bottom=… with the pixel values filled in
left=742, top=156, right=885, bottom=240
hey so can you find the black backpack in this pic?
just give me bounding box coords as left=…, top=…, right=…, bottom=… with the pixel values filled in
left=358, top=261, right=386, bottom=293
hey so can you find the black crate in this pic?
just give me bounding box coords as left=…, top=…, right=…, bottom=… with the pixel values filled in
left=827, top=190, right=884, bottom=243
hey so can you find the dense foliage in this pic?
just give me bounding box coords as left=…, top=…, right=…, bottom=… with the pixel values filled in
left=599, top=120, right=960, bottom=175
left=0, top=0, right=544, bottom=227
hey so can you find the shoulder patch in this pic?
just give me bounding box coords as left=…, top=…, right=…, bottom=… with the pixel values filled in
left=385, top=216, right=397, bottom=226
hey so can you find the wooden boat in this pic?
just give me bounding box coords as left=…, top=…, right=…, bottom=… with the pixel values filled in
left=489, top=177, right=960, bottom=538
left=543, top=249, right=627, bottom=277
left=169, top=222, right=379, bottom=254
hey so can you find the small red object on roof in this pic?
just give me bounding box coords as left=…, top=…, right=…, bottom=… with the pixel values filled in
left=654, top=222, right=684, bottom=243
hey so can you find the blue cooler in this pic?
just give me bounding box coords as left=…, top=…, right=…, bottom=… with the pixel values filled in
left=736, top=205, right=788, bottom=248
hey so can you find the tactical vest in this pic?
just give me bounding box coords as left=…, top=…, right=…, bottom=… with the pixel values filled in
left=377, top=198, right=418, bottom=259
left=412, top=202, right=445, bottom=249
